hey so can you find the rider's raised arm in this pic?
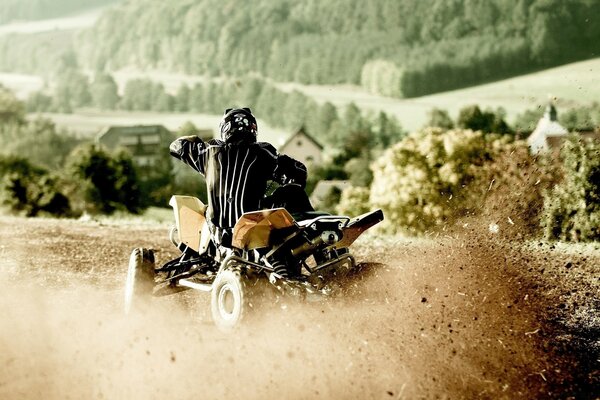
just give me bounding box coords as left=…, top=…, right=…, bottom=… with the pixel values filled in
left=169, top=135, right=209, bottom=175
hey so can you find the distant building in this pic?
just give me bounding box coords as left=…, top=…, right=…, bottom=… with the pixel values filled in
left=278, top=127, right=324, bottom=166
left=527, top=103, right=569, bottom=153
left=527, top=103, right=600, bottom=152
left=97, top=125, right=174, bottom=166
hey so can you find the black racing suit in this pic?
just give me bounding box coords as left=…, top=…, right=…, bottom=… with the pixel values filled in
left=170, top=136, right=309, bottom=247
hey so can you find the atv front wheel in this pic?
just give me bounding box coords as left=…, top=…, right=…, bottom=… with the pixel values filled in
left=124, top=248, right=155, bottom=314
left=210, top=268, right=251, bottom=331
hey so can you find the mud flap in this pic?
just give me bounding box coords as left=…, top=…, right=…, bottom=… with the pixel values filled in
left=336, top=209, right=384, bottom=248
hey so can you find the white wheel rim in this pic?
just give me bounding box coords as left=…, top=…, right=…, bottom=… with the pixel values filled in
left=218, top=283, right=241, bottom=322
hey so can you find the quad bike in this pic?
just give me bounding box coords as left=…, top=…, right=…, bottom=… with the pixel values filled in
left=124, top=186, right=383, bottom=330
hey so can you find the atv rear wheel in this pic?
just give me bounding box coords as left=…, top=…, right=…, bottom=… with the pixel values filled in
left=124, top=248, right=156, bottom=314
left=210, top=268, right=252, bottom=331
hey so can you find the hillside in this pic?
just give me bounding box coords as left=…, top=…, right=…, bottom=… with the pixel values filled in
left=77, top=0, right=600, bottom=97
left=1, top=1, right=598, bottom=100
left=277, top=57, right=600, bottom=131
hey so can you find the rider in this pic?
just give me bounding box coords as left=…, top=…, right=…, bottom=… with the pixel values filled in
left=170, top=107, right=312, bottom=255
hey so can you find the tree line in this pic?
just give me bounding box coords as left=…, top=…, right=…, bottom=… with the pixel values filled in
left=26, top=70, right=406, bottom=150
left=1, top=1, right=598, bottom=98
left=73, top=0, right=600, bottom=97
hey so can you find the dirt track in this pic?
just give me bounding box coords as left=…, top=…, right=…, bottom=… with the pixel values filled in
left=0, top=216, right=598, bottom=399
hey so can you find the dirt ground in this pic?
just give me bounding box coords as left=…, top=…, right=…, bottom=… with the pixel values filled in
left=0, top=215, right=597, bottom=400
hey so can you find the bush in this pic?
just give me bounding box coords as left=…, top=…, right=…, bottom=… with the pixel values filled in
left=541, top=136, right=600, bottom=242
left=336, top=186, right=370, bottom=216
left=0, top=156, right=70, bottom=217
left=370, top=127, right=515, bottom=234
left=457, top=105, right=512, bottom=135
left=65, top=144, right=144, bottom=215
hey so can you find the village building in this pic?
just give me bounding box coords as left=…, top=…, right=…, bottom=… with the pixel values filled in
left=526, top=103, right=600, bottom=153
left=97, top=124, right=212, bottom=166
left=97, top=125, right=174, bottom=166
left=278, top=126, right=324, bottom=166
left=527, top=103, right=569, bottom=153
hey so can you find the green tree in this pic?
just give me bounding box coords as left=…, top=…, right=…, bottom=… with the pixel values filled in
left=174, top=84, right=191, bottom=112
left=457, top=105, right=512, bottom=134
left=53, top=70, right=92, bottom=112
left=0, top=117, right=78, bottom=170
left=541, top=136, right=600, bottom=242
left=26, top=92, right=53, bottom=113
left=371, top=111, right=404, bottom=149
left=0, top=85, right=25, bottom=124
left=65, top=144, right=143, bottom=215
left=425, top=108, right=454, bottom=130
left=120, top=79, right=154, bottom=110
left=360, top=59, right=403, bottom=97
left=91, top=72, right=119, bottom=110
left=344, top=154, right=373, bottom=187
left=0, top=156, right=70, bottom=217
left=313, top=102, right=338, bottom=138
left=514, top=106, right=544, bottom=133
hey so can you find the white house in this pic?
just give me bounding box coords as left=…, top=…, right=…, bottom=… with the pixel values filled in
left=527, top=103, right=569, bottom=153
left=278, top=127, right=324, bottom=166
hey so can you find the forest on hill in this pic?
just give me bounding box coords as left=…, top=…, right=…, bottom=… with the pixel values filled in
left=0, top=0, right=117, bottom=24
left=73, top=0, right=600, bottom=97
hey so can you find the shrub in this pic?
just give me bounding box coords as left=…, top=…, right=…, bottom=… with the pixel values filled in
left=457, top=105, right=512, bottom=135
left=65, top=144, right=144, bottom=215
left=541, top=136, right=600, bottom=242
left=336, top=186, right=370, bottom=216
left=0, top=156, right=70, bottom=217
left=370, top=127, right=515, bottom=234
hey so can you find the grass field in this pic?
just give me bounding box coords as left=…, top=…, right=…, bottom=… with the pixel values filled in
left=277, top=57, right=600, bottom=131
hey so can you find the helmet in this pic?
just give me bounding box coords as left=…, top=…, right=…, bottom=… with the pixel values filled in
left=219, top=107, right=257, bottom=144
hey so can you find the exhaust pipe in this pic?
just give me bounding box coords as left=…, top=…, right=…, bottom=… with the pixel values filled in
left=291, top=230, right=342, bottom=257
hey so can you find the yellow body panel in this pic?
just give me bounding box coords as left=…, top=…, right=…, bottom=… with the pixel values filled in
left=169, top=195, right=207, bottom=252
left=232, top=208, right=296, bottom=250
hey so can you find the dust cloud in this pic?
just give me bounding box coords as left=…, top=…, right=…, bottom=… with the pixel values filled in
left=0, top=276, right=408, bottom=400
left=0, top=216, right=596, bottom=399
